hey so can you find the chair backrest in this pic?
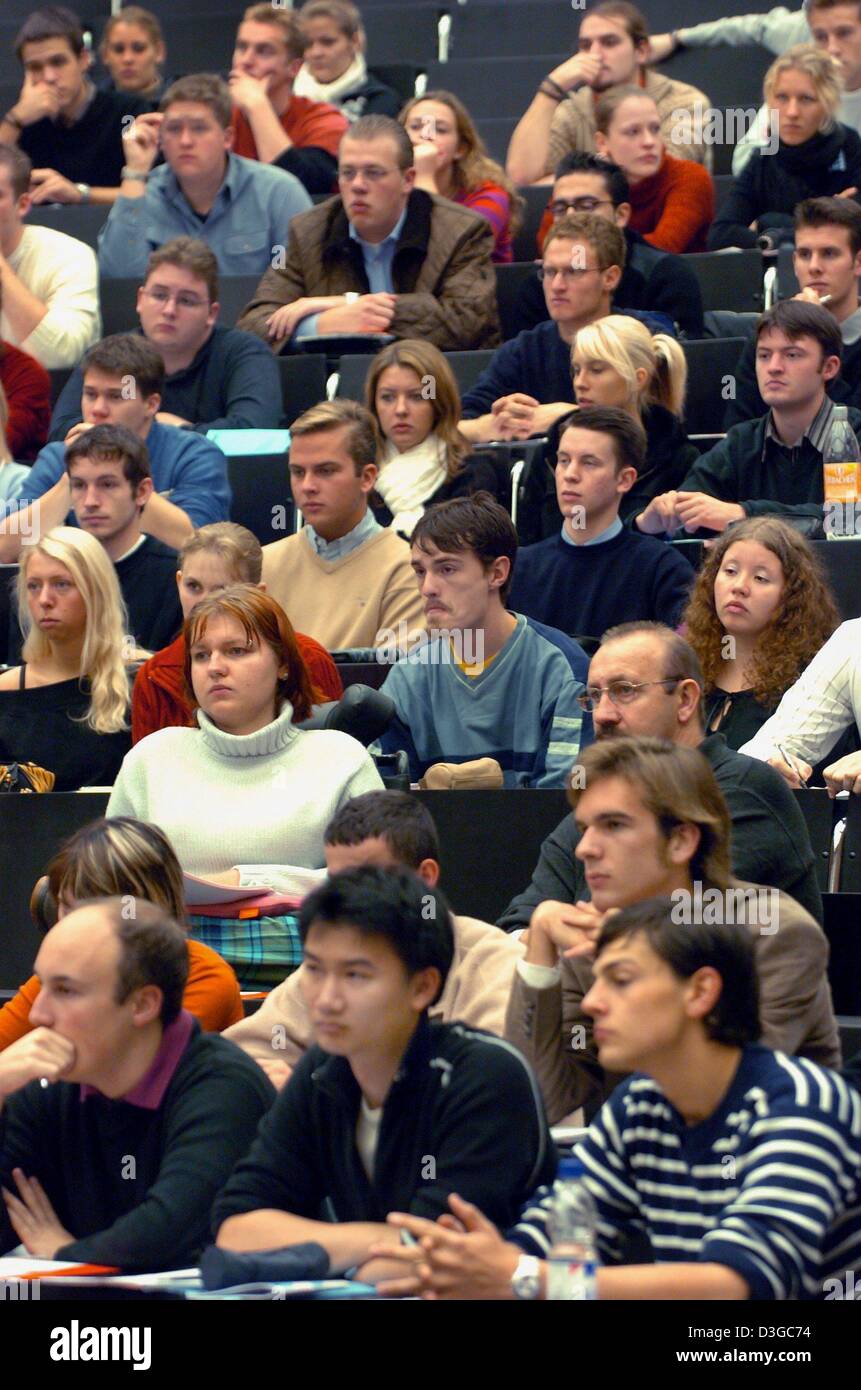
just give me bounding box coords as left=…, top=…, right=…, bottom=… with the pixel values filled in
left=215, top=276, right=261, bottom=330
left=512, top=185, right=548, bottom=264
left=334, top=354, right=371, bottom=402
left=226, top=454, right=291, bottom=545
left=48, top=368, right=72, bottom=408
left=496, top=262, right=539, bottom=342
left=276, top=354, right=328, bottom=427
left=25, top=203, right=110, bottom=252
left=682, top=337, right=747, bottom=435
left=777, top=243, right=801, bottom=299
left=685, top=250, right=765, bottom=313
left=98, top=278, right=141, bottom=337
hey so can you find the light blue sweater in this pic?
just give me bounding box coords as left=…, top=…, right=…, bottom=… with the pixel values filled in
left=375, top=613, right=590, bottom=789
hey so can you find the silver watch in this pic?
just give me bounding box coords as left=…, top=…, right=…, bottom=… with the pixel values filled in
left=511, top=1253, right=542, bottom=1300
left=75, top=182, right=91, bottom=204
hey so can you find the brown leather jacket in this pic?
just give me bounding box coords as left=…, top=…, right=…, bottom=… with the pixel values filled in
left=505, top=882, right=841, bottom=1125
left=237, top=188, right=501, bottom=350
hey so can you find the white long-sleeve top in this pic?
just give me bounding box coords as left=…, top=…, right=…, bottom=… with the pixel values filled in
left=107, top=702, right=384, bottom=882
left=740, top=618, right=861, bottom=766
left=2, top=225, right=101, bottom=370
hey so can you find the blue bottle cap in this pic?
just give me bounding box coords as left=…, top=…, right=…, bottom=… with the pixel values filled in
left=558, top=1156, right=585, bottom=1180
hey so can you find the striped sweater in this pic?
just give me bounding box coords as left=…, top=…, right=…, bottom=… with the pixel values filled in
left=375, top=613, right=589, bottom=788
left=511, top=1046, right=861, bottom=1300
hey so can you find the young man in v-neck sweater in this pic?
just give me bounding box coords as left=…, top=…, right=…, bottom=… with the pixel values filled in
left=373, top=493, right=590, bottom=788
left=262, top=399, right=424, bottom=649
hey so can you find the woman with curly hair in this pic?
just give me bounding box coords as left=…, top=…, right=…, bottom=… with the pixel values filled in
left=365, top=339, right=503, bottom=536
left=682, top=517, right=840, bottom=749
left=400, top=89, right=522, bottom=262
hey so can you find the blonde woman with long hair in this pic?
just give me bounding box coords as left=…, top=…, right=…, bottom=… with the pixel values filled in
left=570, top=314, right=697, bottom=520
left=709, top=43, right=861, bottom=250
left=0, top=527, right=131, bottom=788
left=365, top=339, right=503, bottom=536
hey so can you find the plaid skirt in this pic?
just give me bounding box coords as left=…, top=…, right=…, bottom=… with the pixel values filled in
left=188, top=912, right=303, bottom=991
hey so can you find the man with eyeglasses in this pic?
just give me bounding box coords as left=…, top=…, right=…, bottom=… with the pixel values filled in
left=50, top=238, right=281, bottom=440
left=498, top=619, right=823, bottom=936
left=513, top=152, right=704, bottom=339
left=98, top=74, right=311, bottom=279
left=460, top=214, right=631, bottom=445
left=236, top=114, right=499, bottom=351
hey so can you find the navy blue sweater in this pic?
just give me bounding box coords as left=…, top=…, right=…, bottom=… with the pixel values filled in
left=508, top=528, right=695, bottom=639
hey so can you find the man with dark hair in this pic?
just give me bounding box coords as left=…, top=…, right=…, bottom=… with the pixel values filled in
left=460, top=214, right=628, bottom=444
left=214, top=866, right=555, bottom=1280
left=50, top=236, right=282, bottom=439
left=499, top=622, right=825, bottom=932
left=513, top=151, right=704, bottom=338
left=726, top=197, right=861, bottom=426
left=509, top=407, right=694, bottom=638
left=377, top=896, right=860, bottom=1303
left=65, top=423, right=183, bottom=652
left=229, top=3, right=348, bottom=193
left=0, top=142, right=99, bottom=371
left=225, top=790, right=524, bottom=1085
left=0, top=898, right=273, bottom=1271
left=262, top=398, right=423, bottom=648
left=237, top=114, right=500, bottom=351
left=0, top=5, right=151, bottom=205
left=373, top=494, right=589, bottom=787
left=638, top=300, right=861, bottom=536
left=98, top=73, right=311, bottom=279
left=506, top=0, right=711, bottom=185
left=0, top=332, right=231, bottom=563
left=504, top=734, right=837, bottom=1123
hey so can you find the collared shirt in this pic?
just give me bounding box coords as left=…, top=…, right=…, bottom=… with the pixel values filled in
left=304, top=506, right=381, bottom=561
left=560, top=516, right=623, bottom=548
left=80, top=1010, right=194, bottom=1111
left=98, top=152, right=312, bottom=279
left=294, top=205, right=408, bottom=340
left=762, top=394, right=835, bottom=460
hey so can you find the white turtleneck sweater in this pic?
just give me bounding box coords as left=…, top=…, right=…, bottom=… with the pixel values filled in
left=107, top=703, right=383, bottom=881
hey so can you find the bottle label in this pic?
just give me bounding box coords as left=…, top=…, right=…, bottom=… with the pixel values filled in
left=546, top=1258, right=598, bottom=1301
left=823, top=461, right=859, bottom=503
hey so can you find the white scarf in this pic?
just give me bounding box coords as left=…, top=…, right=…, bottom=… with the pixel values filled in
left=376, top=434, right=449, bottom=538
left=294, top=53, right=368, bottom=106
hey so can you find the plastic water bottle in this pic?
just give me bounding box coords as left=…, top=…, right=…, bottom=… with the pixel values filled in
left=823, top=405, right=861, bottom=540
left=545, top=1156, right=599, bottom=1300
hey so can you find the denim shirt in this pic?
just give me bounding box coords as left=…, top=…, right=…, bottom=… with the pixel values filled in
left=98, top=152, right=312, bottom=279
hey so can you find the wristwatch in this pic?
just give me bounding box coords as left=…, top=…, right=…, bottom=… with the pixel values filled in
left=510, top=1254, right=542, bottom=1300
left=75, top=182, right=91, bottom=204
left=120, top=167, right=149, bottom=183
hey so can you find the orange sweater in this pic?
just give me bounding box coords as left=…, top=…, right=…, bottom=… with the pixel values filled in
left=628, top=152, right=715, bottom=254
left=0, top=939, right=244, bottom=1049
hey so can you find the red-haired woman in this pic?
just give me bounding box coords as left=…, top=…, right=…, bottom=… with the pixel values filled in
left=108, top=586, right=382, bottom=983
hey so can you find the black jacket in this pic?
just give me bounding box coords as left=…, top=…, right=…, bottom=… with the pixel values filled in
left=497, top=733, right=824, bottom=929
left=708, top=125, right=861, bottom=251
left=338, top=73, right=402, bottom=122
left=677, top=405, right=861, bottom=530
left=512, top=228, right=704, bottom=338
left=725, top=332, right=861, bottom=428
left=0, top=1020, right=274, bottom=1272
left=371, top=452, right=508, bottom=531
left=212, top=1015, right=557, bottom=1234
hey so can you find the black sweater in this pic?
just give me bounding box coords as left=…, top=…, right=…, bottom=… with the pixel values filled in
left=116, top=537, right=183, bottom=653
left=708, top=125, right=861, bottom=251
left=508, top=526, right=695, bottom=639
left=0, top=675, right=130, bottom=790
left=0, top=1021, right=274, bottom=1272
left=497, top=733, right=823, bottom=929
left=212, top=1014, right=557, bottom=1234
left=677, top=405, right=861, bottom=529
left=20, top=88, right=150, bottom=187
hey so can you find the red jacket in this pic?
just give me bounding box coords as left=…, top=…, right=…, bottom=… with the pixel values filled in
left=0, top=342, right=51, bottom=460
left=131, top=632, right=344, bottom=745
